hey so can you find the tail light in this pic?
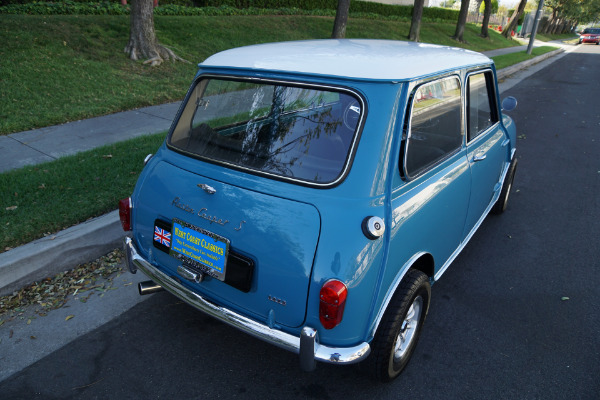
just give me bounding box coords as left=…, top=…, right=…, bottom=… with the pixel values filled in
left=319, top=279, right=348, bottom=330
left=119, top=197, right=132, bottom=231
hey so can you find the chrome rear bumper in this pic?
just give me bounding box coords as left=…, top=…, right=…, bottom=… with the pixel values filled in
left=124, top=237, right=370, bottom=371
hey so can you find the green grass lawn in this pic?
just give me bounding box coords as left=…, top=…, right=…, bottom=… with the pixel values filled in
left=1, top=133, right=166, bottom=251
left=0, top=14, right=521, bottom=136
left=491, top=46, right=560, bottom=70
left=0, top=14, right=558, bottom=251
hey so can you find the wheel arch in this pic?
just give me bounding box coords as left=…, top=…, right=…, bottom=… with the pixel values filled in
left=368, top=252, right=435, bottom=340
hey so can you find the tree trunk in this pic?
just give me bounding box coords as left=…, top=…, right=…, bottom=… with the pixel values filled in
left=480, top=0, right=491, bottom=38
left=331, top=0, right=351, bottom=39
left=547, top=10, right=557, bottom=33
left=552, top=18, right=564, bottom=35
left=408, top=0, right=425, bottom=42
left=124, top=0, right=186, bottom=66
left=501, top=0, right=527, bottom=38
left=539, top=16, right=549, bottom=34
left=452, top=0, right=471, bottom=42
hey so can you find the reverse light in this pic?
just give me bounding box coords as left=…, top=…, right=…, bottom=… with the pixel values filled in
left=119, top=197, right=132, bottom=231
left=319, top=279, right=348, bottom=330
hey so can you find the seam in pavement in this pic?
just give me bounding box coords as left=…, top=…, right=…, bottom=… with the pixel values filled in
left=7, top=135, right=57, bottom=161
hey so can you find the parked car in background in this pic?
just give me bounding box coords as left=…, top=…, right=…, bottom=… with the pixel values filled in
left=120, top=39, right=518, bottom=382
left=578, top=28, right=600, bottom=44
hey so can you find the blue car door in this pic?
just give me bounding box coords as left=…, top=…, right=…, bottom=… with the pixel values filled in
left=463, top=70, right=508, bottom=234
left=390, top=76, right=471, bottom=281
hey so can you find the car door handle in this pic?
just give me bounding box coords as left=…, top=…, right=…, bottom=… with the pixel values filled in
left=473, top=153, right=487, bottom=162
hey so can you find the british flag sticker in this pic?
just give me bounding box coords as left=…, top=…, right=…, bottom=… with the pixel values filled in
left=154, top=226, right=171, bottom=247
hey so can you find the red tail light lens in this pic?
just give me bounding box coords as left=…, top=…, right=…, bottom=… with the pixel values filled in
left=119, top=197, right=132, bottom=231
left=319, top=279, right=348, bottom=330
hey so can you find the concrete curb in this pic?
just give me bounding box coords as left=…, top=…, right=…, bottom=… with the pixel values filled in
left=0, top=211, right=125, bottom=296
left=496, top=48, right=564, bottom=80
left=0, top=47, right=568, bottom=296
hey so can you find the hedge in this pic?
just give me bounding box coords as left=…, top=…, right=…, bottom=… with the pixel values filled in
left=195, top=1, right=458, bottom=20
left=0, top=0, right=459, bottom=21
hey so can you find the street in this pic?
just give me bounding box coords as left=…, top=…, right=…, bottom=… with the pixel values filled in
left=1, top=43, right=599, bottom=399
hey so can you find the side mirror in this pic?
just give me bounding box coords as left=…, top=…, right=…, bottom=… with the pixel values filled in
left=501, top=96, right=517, bottom=112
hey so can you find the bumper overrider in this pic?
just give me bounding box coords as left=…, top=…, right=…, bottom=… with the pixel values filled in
left=123, top=237, right=371, bottom=371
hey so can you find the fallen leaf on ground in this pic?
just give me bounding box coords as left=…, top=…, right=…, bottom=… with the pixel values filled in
left=65, top=315, right=75, bottom=321
left=0, top=249, right=124, bottom=318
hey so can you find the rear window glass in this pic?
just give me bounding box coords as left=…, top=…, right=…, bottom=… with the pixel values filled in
left=169, top=78, right=363, bottom=185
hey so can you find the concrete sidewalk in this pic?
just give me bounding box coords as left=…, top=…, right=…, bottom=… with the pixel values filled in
left=0, top=102, right=181, bottom=174
left=0, top=39, right=575, bottom=296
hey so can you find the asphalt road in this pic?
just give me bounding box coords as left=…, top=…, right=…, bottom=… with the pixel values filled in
left=1, top=44, right=599, bottom=399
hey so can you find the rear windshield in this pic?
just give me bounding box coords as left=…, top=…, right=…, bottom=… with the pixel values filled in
left=169, top=78, right=362, bottom=185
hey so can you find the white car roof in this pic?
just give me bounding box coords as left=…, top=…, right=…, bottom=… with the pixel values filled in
left=200, top=39, right=492, bottom=81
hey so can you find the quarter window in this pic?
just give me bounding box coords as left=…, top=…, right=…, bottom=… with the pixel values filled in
left=404, top=76, right=462, bottom=178
left=467, top=71, right=498, bottom=141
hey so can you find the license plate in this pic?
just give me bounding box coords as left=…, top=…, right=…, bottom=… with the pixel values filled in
left=169, top=218, right=229, bottom=281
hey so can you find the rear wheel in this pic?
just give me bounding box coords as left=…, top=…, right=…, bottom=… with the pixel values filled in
left=364, top=269, right=431, bottom=382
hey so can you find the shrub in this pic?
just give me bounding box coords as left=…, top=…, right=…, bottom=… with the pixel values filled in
left=0, top=0, right=459, bottom=21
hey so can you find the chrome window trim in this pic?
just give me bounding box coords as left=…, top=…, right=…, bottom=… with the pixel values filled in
left=465, top=68, right=500, bottom=144
left=401, top=74, right=464, bottom=181
left=166, top=74, right=367, bottom=189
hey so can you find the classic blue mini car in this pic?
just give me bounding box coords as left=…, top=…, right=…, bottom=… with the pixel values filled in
left=120, top=39, right=518, bottom=381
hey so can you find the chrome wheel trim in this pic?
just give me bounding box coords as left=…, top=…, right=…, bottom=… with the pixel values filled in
left=393, top=296, right=423, bottom=362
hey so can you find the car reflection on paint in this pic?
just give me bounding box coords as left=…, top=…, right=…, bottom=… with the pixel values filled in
left=119, top=39, right=518, bottom=382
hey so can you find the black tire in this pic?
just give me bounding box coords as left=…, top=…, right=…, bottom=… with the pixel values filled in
left=491, top=157, right=518, bottom=215
left=364, top=269, right=431, bottom=382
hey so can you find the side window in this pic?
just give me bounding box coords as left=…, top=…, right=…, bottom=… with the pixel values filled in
left=404, top=76, right=462, bottom=178
left=467, top=71, right=498, bottom=141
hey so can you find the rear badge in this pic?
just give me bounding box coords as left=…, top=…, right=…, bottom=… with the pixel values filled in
left=268, top=295, right=287, bottom=306
left=171, top=197, right=245, bottom=231
left=198, top=183, right=216, bottom=194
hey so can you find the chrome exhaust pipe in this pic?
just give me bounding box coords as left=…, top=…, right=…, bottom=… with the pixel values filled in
left=138, top=280, right=164, bottom=295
